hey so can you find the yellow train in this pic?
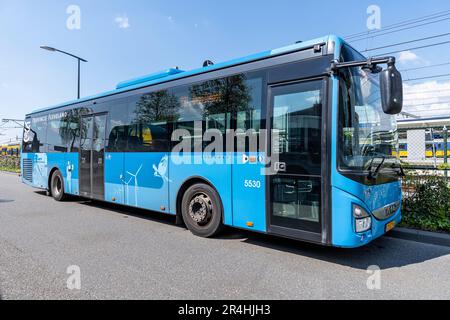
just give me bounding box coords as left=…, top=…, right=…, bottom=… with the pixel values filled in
left=394, top=143, right=450, bottom=159
left=0, top=143, right=21, bottom=157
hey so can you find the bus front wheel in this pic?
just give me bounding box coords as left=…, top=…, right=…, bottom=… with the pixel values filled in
left=50, top=170, right=67, bottom=202
left=181, top=183, right=223, bottom=238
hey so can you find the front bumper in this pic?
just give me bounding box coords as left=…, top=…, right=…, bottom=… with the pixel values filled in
left=331, top=186, right=402, bottom=248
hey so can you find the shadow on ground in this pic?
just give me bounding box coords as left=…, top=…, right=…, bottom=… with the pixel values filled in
left=34, top=191, right=450, bottom=271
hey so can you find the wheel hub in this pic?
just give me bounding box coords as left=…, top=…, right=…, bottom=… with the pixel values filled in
left=189, top=193, right=212, bottom=224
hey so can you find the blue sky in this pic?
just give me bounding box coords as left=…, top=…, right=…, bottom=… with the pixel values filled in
left=1, top=0, right=450, bottom=142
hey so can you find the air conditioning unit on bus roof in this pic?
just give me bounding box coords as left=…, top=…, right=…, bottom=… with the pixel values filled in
left=116, top=68, right=184, bottom=90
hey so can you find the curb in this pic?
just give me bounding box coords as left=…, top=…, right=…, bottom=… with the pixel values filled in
left=387, top=227, right=450, bottom=247
left=0, top=171, right=20, bottom=176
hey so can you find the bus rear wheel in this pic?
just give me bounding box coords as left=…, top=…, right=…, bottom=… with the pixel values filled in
left=50, top=170, right=67, bottom=202
left=181, top=183, right=223, bottom=238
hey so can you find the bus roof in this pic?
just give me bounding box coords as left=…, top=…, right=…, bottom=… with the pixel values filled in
left=29, top=35, right=344, bottom=116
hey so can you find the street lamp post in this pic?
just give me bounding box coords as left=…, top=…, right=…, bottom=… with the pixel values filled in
left=40, top=46, right=88, bottom=99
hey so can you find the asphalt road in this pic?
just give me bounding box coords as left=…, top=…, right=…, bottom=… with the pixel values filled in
left=0, top=172, right=449, bottom=300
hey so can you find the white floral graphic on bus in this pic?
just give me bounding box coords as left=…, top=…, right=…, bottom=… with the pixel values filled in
left=153, top=155, right=170, bottom=182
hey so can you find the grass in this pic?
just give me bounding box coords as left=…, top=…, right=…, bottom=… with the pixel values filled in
left=0, top=166, right=21, bottom=173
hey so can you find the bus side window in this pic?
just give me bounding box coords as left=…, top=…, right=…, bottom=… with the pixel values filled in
left=127, top=123, right=168, bottom=152
left=235, top=76, right=263, bottom=153
left=142, top=123, right=169, bottom=152
left=127, top=125, right=142, bottom=152
left=26, top=115, right=48, bottom=153
left=106, top=99, right=129, bottom=153
left=107, top=126, right=128, bottom=152
left=171, top=74, right=263, bottom=153
left=47, top=117, right=68, bottom=153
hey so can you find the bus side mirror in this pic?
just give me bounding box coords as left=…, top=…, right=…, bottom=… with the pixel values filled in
left=380, top=64, right=403, bottom=115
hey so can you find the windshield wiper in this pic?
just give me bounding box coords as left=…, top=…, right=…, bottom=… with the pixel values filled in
left=367, top=156, right=386, bottom=180
left=391, top=162, right=406, bottom=177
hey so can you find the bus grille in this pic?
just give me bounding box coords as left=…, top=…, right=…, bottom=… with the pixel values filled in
left=22, top=159, right=33, bottom=183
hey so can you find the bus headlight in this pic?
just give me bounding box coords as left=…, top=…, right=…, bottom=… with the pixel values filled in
left=353, top=204, right=372, bottom=233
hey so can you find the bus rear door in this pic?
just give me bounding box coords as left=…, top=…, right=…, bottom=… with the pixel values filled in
left=79, top=113, right=108, bottom=199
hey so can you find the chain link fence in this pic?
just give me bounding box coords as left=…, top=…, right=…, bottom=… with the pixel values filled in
left=398, top=125, right=450, bottom=198
left=398, top=125, right=449, bottom=169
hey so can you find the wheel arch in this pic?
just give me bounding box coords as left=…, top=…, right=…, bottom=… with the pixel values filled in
left=175, top=176, right=225, bottom=225
left=47, top=166, right=61, bottom=191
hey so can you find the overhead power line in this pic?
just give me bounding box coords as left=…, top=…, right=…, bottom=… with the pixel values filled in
left=361, top=32, right=450, bottom=52
left=404, top=93, right=450, bottom=100
left=0, top=126, right=24, bottom=130
left=404, top=100, right=450, bottom=107
left=404, top=73, right=450, bottom=82
left=403, top=112, right=450, bottom=117
left=348, top=17, right=450, bottom=43
left=400, top=62, right=450, bottom=72
left=406, top=99, right=450, bottom=104
left=374, top=40, right=450, bottom=56
left=345, top=9, right=450, bottom=39
left=402, top=112, right=450, bottom=117
left=404, top=99, right=450, bottom=106
left=404, top=89, right=450, bottom=95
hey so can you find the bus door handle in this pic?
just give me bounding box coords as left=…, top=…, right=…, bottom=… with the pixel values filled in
left=274, top=162, right=287, bottom=173
left=284, top=184, right=296, bottom=194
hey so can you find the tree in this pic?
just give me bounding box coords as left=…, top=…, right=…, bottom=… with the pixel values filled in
left=189, top=74, right=253, bottom=117
left=134, top=90, right=180, bottom=123
left=59, top=107, right=89, bottom=151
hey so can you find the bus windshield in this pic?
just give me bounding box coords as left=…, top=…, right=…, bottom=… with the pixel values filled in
left=338, top=46, right=400, bottom=177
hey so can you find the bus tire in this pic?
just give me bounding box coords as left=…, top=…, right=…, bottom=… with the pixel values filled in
left=50, top=170, right=67, bottom=202
left=181, top=183, right=223, bottom=238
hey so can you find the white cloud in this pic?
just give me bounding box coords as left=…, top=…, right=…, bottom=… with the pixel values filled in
left=398, top=51, right=420, bottom=64
left=402, top=80, right=450, bottom=118
left=115, top=15, right=130, bottom=29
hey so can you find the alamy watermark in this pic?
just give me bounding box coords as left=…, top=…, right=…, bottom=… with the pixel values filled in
left=66, top=5, right=81, bottom=30
left=367, top=5, right=382, bottom=30
left=66, top=265, right=81, bottom=290
left=366, top=265, right=381, bottom=290
left=170, top=124, right=280, bottom=176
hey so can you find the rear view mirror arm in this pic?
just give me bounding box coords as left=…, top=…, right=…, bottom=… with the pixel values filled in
left=329, top=56, right=396, bottom=75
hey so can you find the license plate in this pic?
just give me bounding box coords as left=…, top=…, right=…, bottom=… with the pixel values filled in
left=385, top=221, right=396, bottom=232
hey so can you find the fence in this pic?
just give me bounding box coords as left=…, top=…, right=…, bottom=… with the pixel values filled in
left=398, top=124, right=450, bottom=168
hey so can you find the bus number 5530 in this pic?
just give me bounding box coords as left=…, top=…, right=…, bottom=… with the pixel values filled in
left=244, top=180, right=261, bottom=189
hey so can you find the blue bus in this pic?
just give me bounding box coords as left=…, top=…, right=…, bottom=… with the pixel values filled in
left=21, top=35, right=404, bottom=248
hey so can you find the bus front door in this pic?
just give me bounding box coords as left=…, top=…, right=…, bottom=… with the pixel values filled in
left=79, top=114, right=107, bottom=200
left=267, top=80, right=325, bottom=244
